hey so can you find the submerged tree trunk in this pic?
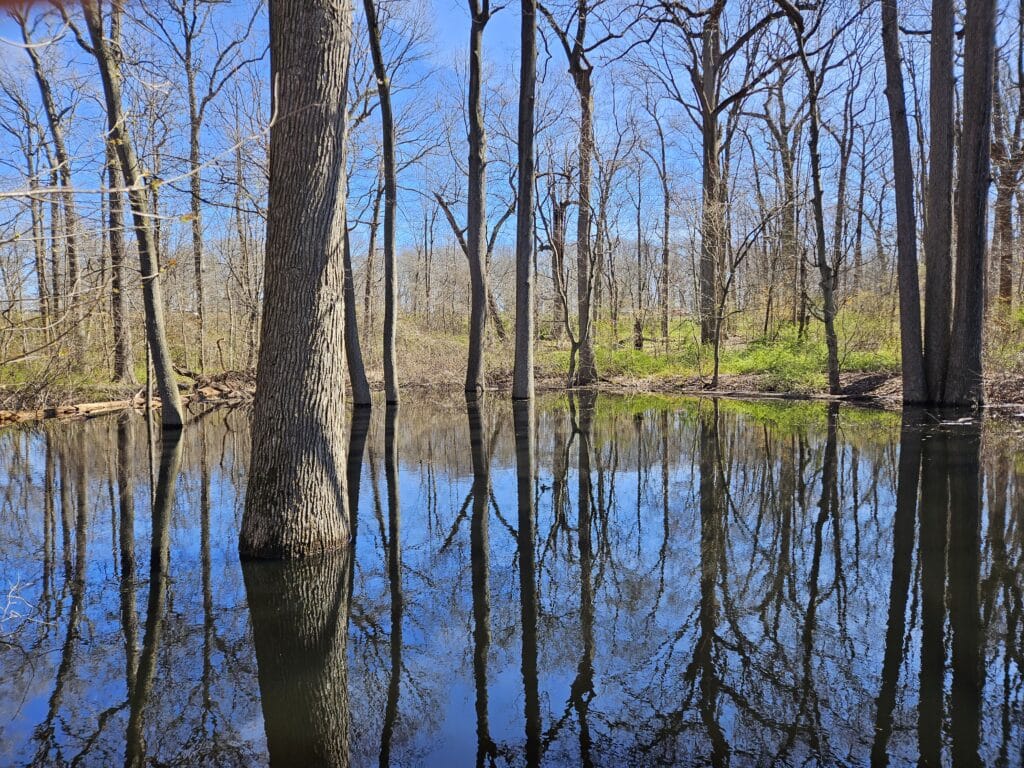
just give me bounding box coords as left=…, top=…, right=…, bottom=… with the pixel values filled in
left=880, top=0, right=927, bottom=403
left=239, top=0, right=353, bottom=558
left=465, top=0, right=491, bottom=395
left=82, top=0, right=185, bottom=429
left=512, top=0, right=537, bottom=401
left=945, top=0, right=996, bottom=406
left=923, top=0, right=954, bottom=400
left=363, top=0, right=400, bottom=404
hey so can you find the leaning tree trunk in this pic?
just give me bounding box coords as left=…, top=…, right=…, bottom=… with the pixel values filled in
left=363, top=0, right=400, bottom=404
left=465, top=0, right=490, bottom=396
left=512, top=0, right=537, bottom=401
left=880, top=0, right=927, bottom=403
left=82, top=0, right=185, bottom=429
left=923, top=0, right=954, bottom=400
left=803, top=71, right=841, bottom=395
left=945, top=0, right=996, bottom=406
left=239, top=0, right=353, bottom=558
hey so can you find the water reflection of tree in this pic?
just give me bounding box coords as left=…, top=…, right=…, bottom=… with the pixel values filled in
left=2, top=397, right=1023, bottom=765
left=379, top=404, right=403, bottom=768
left=514, top=398, right=542, bottom=767
left=243, top=550, right=352, bottom=767
left=467, top=397, right=497, bottom=767
left=126, top=429, right=183, bottom=768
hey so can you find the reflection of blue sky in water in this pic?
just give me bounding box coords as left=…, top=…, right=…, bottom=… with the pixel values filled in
left=0, top=396, right=1020, bottom=766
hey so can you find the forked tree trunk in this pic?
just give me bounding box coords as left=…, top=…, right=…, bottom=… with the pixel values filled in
left=82, top=0, right=185, bottom=429
left=945, top=0, right=996, bottom=406
left=512, top=0, right=537, bottom=401
left=239, top=0, right=353, bottom=558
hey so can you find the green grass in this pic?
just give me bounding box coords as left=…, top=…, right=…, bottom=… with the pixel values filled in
left=534, top=311, right=903, bottom=392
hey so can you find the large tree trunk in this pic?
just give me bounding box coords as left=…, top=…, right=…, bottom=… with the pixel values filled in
left=880, top=0, right=927, bottom=403
left=239, top=0, right=352, bottom=558
left=512, top=0, right=537, bottom=401
left=945, top=0, right=996, bottom=406
left=82, top=0, right=185, bottom=429
left=363, top=0, right=400, bottom=404
left=923, top=0, right=954, bottom=400
left=465, top=1, right=490, bottom=395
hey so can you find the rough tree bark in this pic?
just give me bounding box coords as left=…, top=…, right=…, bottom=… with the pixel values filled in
left=239, top=0, right=352, bottom=558
left=945, top=0, right=997, bottom=406
left=82, top=0, right=185, bottom=429
left=923, top=0, right=954, bottom=400
left=512, top=0, right=537, bottom=401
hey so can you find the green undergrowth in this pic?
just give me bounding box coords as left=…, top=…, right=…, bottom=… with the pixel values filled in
left=535, top=312, right=902, bottom=392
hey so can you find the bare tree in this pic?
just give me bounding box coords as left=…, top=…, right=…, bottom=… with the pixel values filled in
left=513, top=0, right=538, bottom=400
left=362, top=0, right=400, bottom=404
left=945, top=0, right=997, bottom=406
left=14, top=10, right=86, bottom=369
left=81, top=0, right=185, bottom=428
left=140, top=0, right=263, bottom=371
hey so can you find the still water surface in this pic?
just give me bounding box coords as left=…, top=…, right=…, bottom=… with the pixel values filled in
left=0, top=395, right=1021, bottom=767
